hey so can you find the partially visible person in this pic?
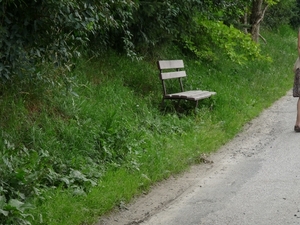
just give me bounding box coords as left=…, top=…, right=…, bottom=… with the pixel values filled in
left=293, top=29, right=300, bottom=132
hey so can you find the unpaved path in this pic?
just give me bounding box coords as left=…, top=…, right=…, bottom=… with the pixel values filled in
left=98, top=91, right=299, bottom=225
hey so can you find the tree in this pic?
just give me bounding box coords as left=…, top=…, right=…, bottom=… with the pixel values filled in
left=0, top=0, right=287, bottom=81
left=192, top=0, right=279, bottom=42
left=263, top=0, right=297, bottom=29
left=249, top=0, right=279, bottom=42
left=206, top=0, right=280, bottom=42
left=290, top=0, right=300, bottom=28
left=0, top=0, right=137, bottom=80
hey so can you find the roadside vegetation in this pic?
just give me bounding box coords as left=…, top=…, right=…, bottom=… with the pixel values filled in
left=0, top=0, right=299, bottom=224
left=0, top=26, right=296, bottom=225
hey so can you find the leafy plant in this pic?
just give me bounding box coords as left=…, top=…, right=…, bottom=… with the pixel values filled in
left=0, top=0, right=138, bottom=79
left=0, top=196, right=33, bottom=225
left=181, top=17, right=270, bottom=64
left=264, top=0, right=297, bottom=29
left=0, top=130, right=100, bottom=224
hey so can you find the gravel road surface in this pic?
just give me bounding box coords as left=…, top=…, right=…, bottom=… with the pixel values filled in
left=99, top=91, right=300, bottom=225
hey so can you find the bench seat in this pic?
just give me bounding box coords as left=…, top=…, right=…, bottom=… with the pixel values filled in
left=165, top=90, right=216, bottom=101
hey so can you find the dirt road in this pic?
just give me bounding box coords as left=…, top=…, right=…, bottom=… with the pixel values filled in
left=98, top=91, right=300, bottom=225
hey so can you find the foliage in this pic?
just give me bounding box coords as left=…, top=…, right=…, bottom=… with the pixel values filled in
left=0, top=130, right=101, bottom=224
left=3, top=0, right=284, bottom=79
left=0, top=0, right=298, bottom=222
left=88, top=0, right=138, bottom=58
left=290, top=0, right=300, bottom=28
left=263, top=0, right=297, bottom=29
left=181, top=18, right=267, bottom=64
left=0, top=0, right=137, bottom=79
left=198, top=0, right=248, bottom=24
left=126, top=0, right=198, bottom=54
left=0, top=26, right=296, bottom=224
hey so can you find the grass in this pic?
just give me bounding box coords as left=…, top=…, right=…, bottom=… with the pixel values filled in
left=0, top=26, right=297, bottom=224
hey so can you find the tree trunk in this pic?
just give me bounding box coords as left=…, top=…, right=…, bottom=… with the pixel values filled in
left=241, top=10, right=248, bottom=34
left=250, top=0, right=268, bottom=42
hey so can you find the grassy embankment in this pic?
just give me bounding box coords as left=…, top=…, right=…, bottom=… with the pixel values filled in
left=0, top=27, right=297, bottom=224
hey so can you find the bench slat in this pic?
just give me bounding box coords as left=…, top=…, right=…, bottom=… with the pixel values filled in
left=166, top=90, right=208, bottom=98
left=158, top=60, right=184, bottom=69
left=160, top=71, right=186, bottom=80
left=166, top=90, right=216, bottom=100
left=186, top=92, right=216, bottom=100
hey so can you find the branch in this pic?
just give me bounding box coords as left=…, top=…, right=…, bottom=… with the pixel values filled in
left=255, top=3, right=269, bottom=26
left=259, top=34, right=267, bottom=44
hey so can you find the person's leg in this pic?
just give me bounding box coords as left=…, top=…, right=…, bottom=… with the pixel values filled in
left=295, top=98, right=300, bottom=132
left=297, top=98, right=300, bottom=125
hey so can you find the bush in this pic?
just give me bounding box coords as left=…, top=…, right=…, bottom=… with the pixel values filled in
left=180, top=17, right=268, bottom=64
left=264, top=0, right=297, bottom=29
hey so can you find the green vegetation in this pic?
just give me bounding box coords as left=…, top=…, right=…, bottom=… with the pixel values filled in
left=0, top=26, right=296, bottom=224
left=1, top=0, right=299, bottom=224
left=2, top=0, right=297, bottom=80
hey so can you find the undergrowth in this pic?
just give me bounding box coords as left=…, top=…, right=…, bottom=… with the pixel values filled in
left=0, top=27, right=296, bottom=224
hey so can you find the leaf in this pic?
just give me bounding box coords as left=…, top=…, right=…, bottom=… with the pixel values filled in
left=60, top=177, right=70, bottom=186
left=0, top=209, right=8, bottom=217
left=0, top=197, right=9, bottom=217
left=8, top=199, right=24, bottom=210
left=0, top=196, right=6, bottom=208
left=20, top=213, right=34, bottom=220
left=70, top=170, right=85, bottom=179
left=72, top=188, right=86, bottom=196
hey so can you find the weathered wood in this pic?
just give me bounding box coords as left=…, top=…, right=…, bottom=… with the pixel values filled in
left=158, top=60, right=216, bottom=108
left=166, top=90, right=216, bottom=100
left=160, top=71, right=186, bottom=80
left=158, top=60, right=184, bottom=70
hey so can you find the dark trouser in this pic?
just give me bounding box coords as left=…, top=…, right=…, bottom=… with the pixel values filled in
left=293, top=68, right=300, bottom=97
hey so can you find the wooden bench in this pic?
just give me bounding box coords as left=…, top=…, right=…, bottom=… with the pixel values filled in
left=158, top=60, right=216, bottom=108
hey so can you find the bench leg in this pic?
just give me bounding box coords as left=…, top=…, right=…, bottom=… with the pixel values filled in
left=176, top=99, right=181, bottom=109
left=195, top=100, right=199, bottom=108
left=161, top=98, right=165, bottom=108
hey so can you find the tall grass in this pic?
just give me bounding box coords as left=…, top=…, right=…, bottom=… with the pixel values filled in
left=0, top=27, right=297, bottom=224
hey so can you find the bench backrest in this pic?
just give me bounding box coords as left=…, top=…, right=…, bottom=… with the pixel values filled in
left=158, top=60, right=187, bottom=80
left=158, top=60, right=187, bottom=95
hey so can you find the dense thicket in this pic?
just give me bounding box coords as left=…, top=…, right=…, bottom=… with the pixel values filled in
left=1, top=0, right=298, bottom=80
left=264, top=0, right=297, bottom=29
left=0, top=0, right=137, bottom=79
left=290, top=0, right=300, bottom=28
